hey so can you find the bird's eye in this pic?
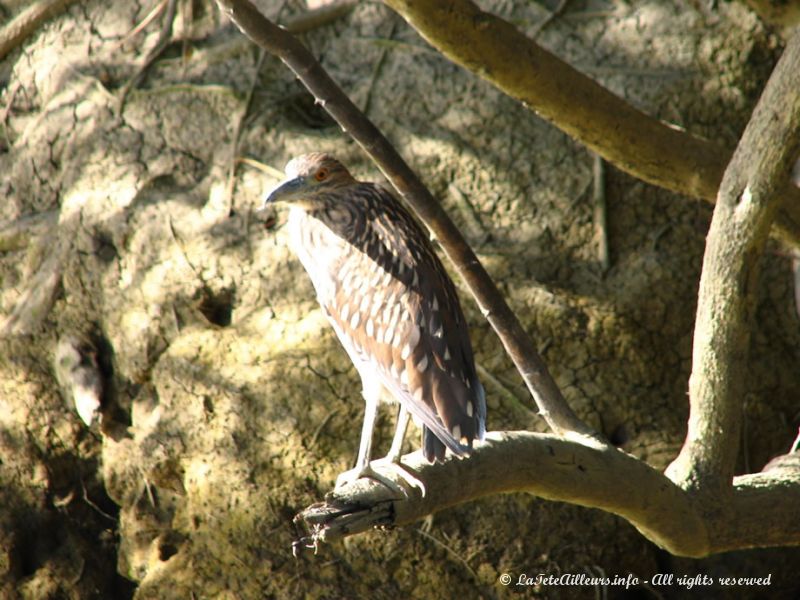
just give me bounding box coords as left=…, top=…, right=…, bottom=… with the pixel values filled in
left=314, top=168, right=329, bottom=182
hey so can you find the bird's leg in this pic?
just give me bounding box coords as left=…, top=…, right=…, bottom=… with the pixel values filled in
left=386, top=403, right=410, bottom=463
left=335, top=390, right=378, bottom=489
left=372, top=403, right=426, bottom=496
left=354, top=391, right=377, bottom=471
left=335, top=390, right=424, bottom=497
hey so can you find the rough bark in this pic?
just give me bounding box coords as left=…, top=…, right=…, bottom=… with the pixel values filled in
left=298, top=432, right=800, bottom=557
left=666, top=27, right=800, bottom=496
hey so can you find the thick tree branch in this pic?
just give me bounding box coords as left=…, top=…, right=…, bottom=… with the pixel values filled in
left=215, top=0, right=605, bottom=445
left=299, top=433, right=708, bottom=557
left=0, top=0, right=79, bottom=62
left=666, top=29, right=800, bottom=495
left=296, top=432, right=800, bottom=557
left=382, top=0, right=800, bottom=247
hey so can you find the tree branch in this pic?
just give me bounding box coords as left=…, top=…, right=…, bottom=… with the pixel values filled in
left=0, top=0, right=79, bottom=62
left=299, top=432, right=708, bottom=557
left=381, top=0, right=800, bottom=247
left=296, top=432, right=800, bottom=556
left=666, top=28, right=800, bottom=495
left=215, top=0, right=604, bottom=445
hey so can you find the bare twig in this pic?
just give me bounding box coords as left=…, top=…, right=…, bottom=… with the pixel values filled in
left=1, top=80, right=20, bottom=149
left=236, top=157, right=284, bottom=180
left=666, top=29, right=800, bottom=495
left=413, top=527, right=495, bottom=599
left=0, top=0, right=79, bottom=61
left=117, top=0, right=179, bottom=113
left=117, top=0, right=169, bottom=49
left=309, top=409, right=339, bottom=449
left=225, top=48, right=268, bottom=213
left=362, top=20, right=397, bottom=117
left=0, top=231, right=66, bottom=336
left=531, top=0, right=570, bottom=38
left=381, top=0, right=800, bottom=247
left=448, top=183, right=489, bottom=244
left=283, top=0, right=356, bottom=34
left=592, top=153, right=610, bottom=273
left=215, top=0, right=604, bottom=446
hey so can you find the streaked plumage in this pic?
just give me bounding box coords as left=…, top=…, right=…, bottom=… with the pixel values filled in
left=265, top=153, right=486, bottom=470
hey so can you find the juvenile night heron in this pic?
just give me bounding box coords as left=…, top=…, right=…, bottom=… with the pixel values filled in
left=265, top=153, right=486, bottom=487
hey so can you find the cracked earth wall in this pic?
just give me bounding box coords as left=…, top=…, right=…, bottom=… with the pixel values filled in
left=1, top=1, right=799, bottom=598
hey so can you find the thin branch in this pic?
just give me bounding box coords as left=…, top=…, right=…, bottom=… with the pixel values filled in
left=117, top=0, right=179, bottom=113
left=283, top=0, right=357, bottom=34
left=666, top=29, right=800, bottom=495
left=592, top=153, right=610, bottom=273
left=225, top=48, right=267, bottom=214
left=531, top=0, right=570, bottom=38
left=381, top=0, right=800, bottom=247
left=0, top=0, right=79, bottom=62
left=0, top=229, right=66, bottom=336
left=116, top=0, right=169, bottom=49
left=214, top=0, right=605, bottom=446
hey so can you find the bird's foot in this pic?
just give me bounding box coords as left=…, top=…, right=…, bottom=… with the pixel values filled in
left=335, top=458, right=426, bottom=498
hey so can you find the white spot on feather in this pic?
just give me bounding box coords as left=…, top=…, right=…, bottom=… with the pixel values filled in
left=408, top=324, right=420, bottom=349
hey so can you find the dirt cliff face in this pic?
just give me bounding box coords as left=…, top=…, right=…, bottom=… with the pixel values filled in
left=1, top=1, right=798, bottom=598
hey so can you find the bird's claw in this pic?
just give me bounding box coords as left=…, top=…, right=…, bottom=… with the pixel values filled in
left=335, top=458, right=426, bottom=498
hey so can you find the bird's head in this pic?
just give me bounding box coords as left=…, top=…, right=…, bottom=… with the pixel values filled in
left=263, top=153, right=355, bottom=210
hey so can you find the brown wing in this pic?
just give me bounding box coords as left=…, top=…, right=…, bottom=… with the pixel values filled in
left=317, top=183, right=486, bottom=461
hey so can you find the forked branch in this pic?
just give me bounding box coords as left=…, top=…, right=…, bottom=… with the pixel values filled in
left=666, top=28, right=800, bottom=495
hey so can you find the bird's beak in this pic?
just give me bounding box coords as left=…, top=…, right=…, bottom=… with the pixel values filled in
left=262, top=176, right=306, bottom=209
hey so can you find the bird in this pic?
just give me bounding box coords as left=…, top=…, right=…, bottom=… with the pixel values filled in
left=54, top=333, right=103, bottom=427
left=264, top=153, right=486, bottom=489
